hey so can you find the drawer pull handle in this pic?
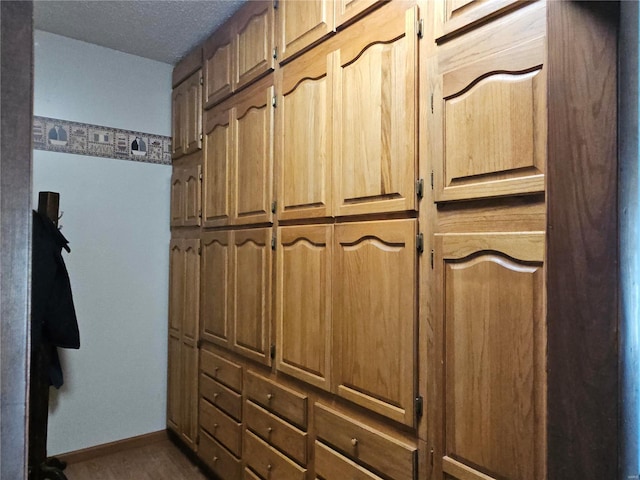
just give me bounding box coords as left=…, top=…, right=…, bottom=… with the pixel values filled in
left=267, top=464, right=272, bottom=471
left=214, top=367, right=219, bottom=375
left=213, top=423, right=219, bottom=430
left=266, top=393, right=273, bottom=401
left=351, top=438, right=358, bottom=447
left=213, top=393, right=219, bottom=400
left=267, top=427, right=273, bottom=434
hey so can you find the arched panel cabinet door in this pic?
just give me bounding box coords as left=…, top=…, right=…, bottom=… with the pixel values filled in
left=234, top=0, right=275, bottom=91
left=333, top=219, right=417, bottom=426
left=335, top=0, right=388, bottom=29
left=276, top=0, right=334, bottom=63
left=170, top=168, right=184, bottom=227
left=203, top=106, right=233, bottom=227
left=333, top=2, right=418, bottom=217
left=204, top=23, right=234, bottom=108
left=167, top=239, right=185, bottom=433
left=201, top=230, right=232, bottom=348
left=277, top=46, right=334, bottom=221
left=276, top=225, right=332, bottom=391
left=232, top=228, right=272, bottom=365
left=433, top=232, right=546, bottom=480
left=184, top=69, right=203, bottom=155
left=182, top=161, right=202, bottom=227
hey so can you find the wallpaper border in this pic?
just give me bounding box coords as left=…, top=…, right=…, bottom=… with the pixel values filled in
left=33, top=116, right=172, bottom=166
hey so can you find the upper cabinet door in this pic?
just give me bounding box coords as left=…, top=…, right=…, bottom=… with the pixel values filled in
left=434, top=231, right=545, bottom=480
left=277, top=48, right=334, bottom=221
left=203, top=106, right=232, bottom=227
left=435, top=3, right=546, bottom=202
left=333, top=3, right=418, bottom=217
left=232, top=77, right=274, bottom=226
left=276, top=225, right=332, bottom=391
left=201, top=231, right=232, bottom=349
left=335, top=0, right=387, bottom=29
left=182, top=162, right=202, bottom=227
left=172, top=85, right=186, bottom=159
left=277, top=0, right=334, bottom=62
left=204, top=24, right=234, bottom=108
left=334, top=219, right=416, bottom=426
left=232, top=228, right=272, bottom=366
left=184, top=70, right=203, bottom=155
left=170, top=168, right=184, bottom=227
left=438, top=0, right=523, bottom=40
left=234, top=1, right=275, bottom=91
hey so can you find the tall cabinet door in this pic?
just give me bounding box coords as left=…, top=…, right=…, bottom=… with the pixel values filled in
left=232, top=78, right=274, bottom=226
left=172, top=85, right=186, bottom=159
left=333, top=219, right=416, bottom=425
left=170, top=169, right=184, bottom=227
left=201, top=231, right=232, bottom=348
left=234, top=0, right=275, bottom=91
left=232, top=228, right=272, bottom=365
left=276, top=225, right=332, bottom=391
left=277, top=48, right=334, bottom=221
left=204, top=24, right=234, bottom=108
left=333, top=2, right=417, bottom=217
left=183, top=162, right=202, bottom=227
left=167, top=239, right=185, bottom=432
left=184, top=69, right=203, bottom=155
left=434, top=232, right=546, bottom=480
left=277, top=0, right=334, bottom=62
left=203, top=106, right=232, bottom=227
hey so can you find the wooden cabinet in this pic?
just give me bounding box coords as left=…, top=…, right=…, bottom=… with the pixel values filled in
left=232, top=77, right=274, bottom=225
left=276, top=0, right=334, bottom=62
left=234, top=1, right=275, bottom=91
left=202, top=105, right=232, bottom=227
left=433, top=232, right=545, bottom=480
left=333, top=2, right=418, bottom=216
left=333, top=219, right=416, bottom=425
left=437, top=0, right=523, bottom=40
left=335, top=0, right=386, bottom=28
left=170, top=158, right=201, bottom=227
left=435, top=2, right=546, bottom=202
left=244, top=430, right=307, bottom=480
left=276, top=225, right=331, bottom=391
left=172, top=69, right=202, bottom=159
left=277, top=47, right=334, bottom=221
left=201, top=231, right=231, bottom=347
left=315, top=441, right=385, bottom=480
left=199, top=430, right=242, bottom=480
left=232, top=228, right=272, bottom=364
left=167, top=237, right=200, bottom=451
left=204, top=23, right=234, bottom=108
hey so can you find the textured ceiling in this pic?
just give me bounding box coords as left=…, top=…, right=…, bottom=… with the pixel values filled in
left=34, top=0, right=246, bottom=65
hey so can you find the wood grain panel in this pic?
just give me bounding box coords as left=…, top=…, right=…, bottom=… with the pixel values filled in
left=199, top=431, right=242, bottom=480
left=243, top=430, right=307, bottom=480
left=181, top=342, right=199, bottom=450
left=170, top=169, right=184, bottom=227
left=335, top=0, right=387, bottom=29
left=277, top=0, right=334, bottom=62
left=182, top=239, right=200, bottom=341
left=203, top=107, right=232, bottom=227
left=167, top=334, right=181, bottom=432
left=201, top=231, right=231, bottom=348
left=182, top=162, right=202, bottom=227
left=184, top=70, right=203, bottom=155
left=234, top=1, right=274, bottom=90
left=276, top=225, right=332, bottom=390
left=168, top=240, right=185, bottom=334
left=204, top=23, right=234, bottom=108
left=245, top=370, right=308, bottom=429
left=172, top=87, right=186, bottom=159
left=200, top=374, right=243, bottom=421
left=200, top=398, right=242, bottom=456
left=200, top=348, right=243, bottom=392
left=334, top=220, right=416, bottom=425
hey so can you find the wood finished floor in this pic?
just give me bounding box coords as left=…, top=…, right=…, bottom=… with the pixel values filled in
left=63, top=438, right=211, bottom=480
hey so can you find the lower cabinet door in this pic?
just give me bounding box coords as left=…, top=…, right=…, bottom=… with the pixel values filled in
left=199, top=430, right=242, bottom=480
left=434, top=232, right=546, bottom=480
left=166, top=333, right=181, bottom=432
left=180, top=341, right=199, bottom=450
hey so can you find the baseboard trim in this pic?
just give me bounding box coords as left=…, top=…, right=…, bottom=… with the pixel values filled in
left=56, top=429, right=169, bottom=465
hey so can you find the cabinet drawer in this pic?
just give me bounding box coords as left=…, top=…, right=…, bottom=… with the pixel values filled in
left=245, top=400, right=307, bottom=466
left=200, top=374, right=242, bottom=421
left=199, top=430, right=242, bottom=480
left=244, top=430, right=307, bottom=480
left=245, top=371, right=308, bottom=429
left=200, top=398, right=242, bottom=457
left=315, top=441, right=384, bottom=480
left=314, top=403, right=416, bottom=480
left=201, top=349, right=243, bottom=392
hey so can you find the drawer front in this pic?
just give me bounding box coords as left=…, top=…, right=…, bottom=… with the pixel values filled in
left=199, top=430, right=242, bottom=480
left=244, top=430, right=307, bottom=480
left=314, top=403, right=416, bottom=480
left=245, top=400, right=308, bottom=466
left=245, top=371, right=308, bottom=429
left=200, top=398, right=242, bottom=457
left=200, top=373, right=242, bottom=421
left=201, top=348, right=243, bottom=392
left=315, top=441, right=384, bottom=480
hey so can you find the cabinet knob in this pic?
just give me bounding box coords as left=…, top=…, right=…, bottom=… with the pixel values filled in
left=213, top=456, right=218, bottom=463
left=213, top=423, right=219, bottom=430
left=266, top=393, right=273, bottom=401
left=351, top=438, right=358, bottom=447
left=267, top=464, right=272, bottom=471
left=214, top=366, right=219, bottom=375
left=213, top=393, right=219, bottom=401
left=267, top=427, right=273, bottom=435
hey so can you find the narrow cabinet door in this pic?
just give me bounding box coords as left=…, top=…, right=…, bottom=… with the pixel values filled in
left=334, top=219, right=416, bottom=425
left=203, top=106, right=232, bottom=227
left=232, top=78, right=274, bottom=225
left=335, top=0, right=387, bottom=28
left=184, top=69, right=203, bottom=155
left=433, top=232, right=545, bottom=480
left=183, top=162, right=202, bottom=227
left=276, top=225, right=332, bottom=391
left=167, top=239, right=185, bottom=433
left=277, top=47, right=333, bottom=220
left=277, top=0, right=334, bottom=62
left=204, top=24, right=234, bottom=108
left=170, top=168, right=184, bottom=227
left=201, top=231, right=232, bottom=348
left=182, top=239, right=200, bottom=343
left=333, top=2, right=418, bottom=216
left=167, top=334, right=181, bottom=432
left=172, top=85, right=186, bottom=159
left=234, top=0, right=274, bottom=91
left=232, top=228, right=272, bottom=365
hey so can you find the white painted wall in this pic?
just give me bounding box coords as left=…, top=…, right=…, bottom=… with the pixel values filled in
left=32, top=30, right=173, bottom=455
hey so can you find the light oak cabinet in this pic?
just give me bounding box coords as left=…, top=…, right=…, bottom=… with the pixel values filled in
left=276, top=0, right=334, bottom=62
left=234, top=1, right=275, bottom=91
left=433, top=232, right=545, bottom=480
left=167, top=237, right=200, bottom=451
left=203, top=23, right=234, bottom=108
left=202, top=106, right=232, bottom=227
left=333, top=2, right=418, bottom=216
left=172, top=69, right=203, bottom=159
left=335, top=0, right=387, bottom=28
left=333, top=219, right=417, bottom=426
left=200, top=231, right=231, bottom=348
left=438, top=0, right=523, bottom=40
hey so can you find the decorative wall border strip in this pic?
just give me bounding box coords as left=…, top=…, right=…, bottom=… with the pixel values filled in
left=33, top=116, right=172, bottom=165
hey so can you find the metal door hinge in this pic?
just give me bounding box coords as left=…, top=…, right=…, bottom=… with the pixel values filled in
left=200, top=76, right=203, bottom=86
left=199, top=171, right=203, bottom=181
left=430, top=249, right=434, bottom=269
left=416, top=233, right=424, bottom=254
left=273, top=0, right=279, bottom=9
left=271, top=200, right=277, bottom=214
left=430, top=92, right=434, bottom=114
left=270, top=344, right=276, bottom=359
left=271, top=236, right=276, bottom=250
left=273, top=47, right=278, bottom=60
left=415, top=396, right=424, bottom=418
left=416, top=178, right=424, bottom=199
left=430, top=171, right=434, bottom=190
left=417, top=19, right=424, bottom=39
left=272, top=95, right=277, bottom=108
left=198, top=246, right=202, bottom=255
left=200, top=133, right=203, bottom=141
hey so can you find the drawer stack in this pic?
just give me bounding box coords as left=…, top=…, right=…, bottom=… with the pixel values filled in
left=198, top=349, right=243, bottom=479
left=243, top=371, right=309, bottom=479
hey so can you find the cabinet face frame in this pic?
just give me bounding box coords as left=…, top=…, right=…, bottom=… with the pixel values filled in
left=277, top=47, right=334, bottom=221
left=332, top=2, right=418, bottom=217
left=203, top=106, right=233, bottom=227
left=201, top=231, right=232, bottom=348
left=433, top=232, right=546, bottom=480
left=182, top=162, right=202, bottom=227
left=276, top=0, right=335, bottom=62
left=170, top=168, right=184, bottom=227
left=333, top=219, right=417, bottom=426
left=275, top=225, right=332, bottom=391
